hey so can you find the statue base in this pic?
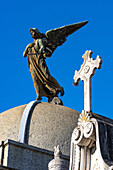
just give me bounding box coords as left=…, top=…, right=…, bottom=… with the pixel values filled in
left=47, top=97, right=63, bottom=105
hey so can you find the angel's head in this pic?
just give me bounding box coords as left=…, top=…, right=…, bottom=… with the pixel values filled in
left=29, top=28, right=46, bottom=39
left=29, top=28, right=41, bottom=39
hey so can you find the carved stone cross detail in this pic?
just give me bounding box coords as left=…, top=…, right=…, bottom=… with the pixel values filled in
left=73, top=50, right=102, bottom=112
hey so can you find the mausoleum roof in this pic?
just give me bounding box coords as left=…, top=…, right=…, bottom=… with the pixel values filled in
left=0, top=102, right=80, bottom=156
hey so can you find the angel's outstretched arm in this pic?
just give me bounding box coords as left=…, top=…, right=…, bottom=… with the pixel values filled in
left=23, top=42, right=35, bottom=57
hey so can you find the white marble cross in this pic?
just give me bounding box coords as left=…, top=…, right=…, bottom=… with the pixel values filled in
left=73, top=50, right=102, bottom=112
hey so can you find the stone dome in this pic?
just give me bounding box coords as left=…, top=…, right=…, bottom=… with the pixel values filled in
left=0, top=102, right=80, bottom=156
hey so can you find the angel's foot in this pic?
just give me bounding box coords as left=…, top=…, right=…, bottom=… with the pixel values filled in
left=36, top=97, right=42, bottom=101
left=60, top=87, right=64, bottom=96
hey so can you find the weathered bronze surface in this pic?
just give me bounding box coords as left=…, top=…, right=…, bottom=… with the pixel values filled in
left=23, top=21, right=88, bottom=101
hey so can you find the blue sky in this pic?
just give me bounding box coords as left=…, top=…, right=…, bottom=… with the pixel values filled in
left=0, top=0, right=113, bottom=119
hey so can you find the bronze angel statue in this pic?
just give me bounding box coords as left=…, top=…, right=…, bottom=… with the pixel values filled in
left=23, top=21, right=88, bottom=102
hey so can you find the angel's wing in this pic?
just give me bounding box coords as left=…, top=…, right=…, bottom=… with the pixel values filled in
left=45, top=21, right=88, bottom=52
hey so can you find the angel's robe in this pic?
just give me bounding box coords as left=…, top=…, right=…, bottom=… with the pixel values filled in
left=28, top=41, right=63, bottom=100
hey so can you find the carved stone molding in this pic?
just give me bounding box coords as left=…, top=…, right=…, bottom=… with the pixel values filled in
left=69, top=111, right=113, bottom=170
left=72, top=110, right=95, bottom=148
left=69, top=110, right=96, bottom=170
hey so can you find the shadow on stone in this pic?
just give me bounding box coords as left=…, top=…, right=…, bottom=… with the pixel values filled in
left=24, top=102, right=40, bottom=144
